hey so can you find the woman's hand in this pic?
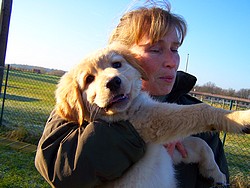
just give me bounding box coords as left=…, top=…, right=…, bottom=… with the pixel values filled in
left=163, top=141, right=188, bottom=159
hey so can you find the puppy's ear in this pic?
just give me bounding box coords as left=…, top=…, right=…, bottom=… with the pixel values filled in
left=55, top=70, right=84, bottom=126
left=109, top=43, right=148, bottom=80
left=123, top=53, right=149, bottom=81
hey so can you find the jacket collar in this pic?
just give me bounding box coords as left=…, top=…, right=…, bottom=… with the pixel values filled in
left=165, top=71, right=197, bottom=103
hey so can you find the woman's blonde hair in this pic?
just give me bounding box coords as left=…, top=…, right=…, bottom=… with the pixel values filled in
left=109, top=1, right=187, bottom=47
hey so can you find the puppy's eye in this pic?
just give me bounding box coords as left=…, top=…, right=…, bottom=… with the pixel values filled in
left=112, top=61, right=122, bottom=68
left=85, top=75, right=95, bottom=84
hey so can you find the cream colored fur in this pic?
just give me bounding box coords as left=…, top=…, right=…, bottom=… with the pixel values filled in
left=55, top=44, right=250, bottom=187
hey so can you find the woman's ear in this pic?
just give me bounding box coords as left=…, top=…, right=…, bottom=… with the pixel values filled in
left=55, top=71, right=84, bottom=126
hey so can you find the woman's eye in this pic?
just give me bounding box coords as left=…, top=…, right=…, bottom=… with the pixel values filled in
left=85, top=75, right=95, bottom=84
left=148, top=46, right=161, bottom=53
left=171, top=47, right=179, bottom=53
left=112, top=61, right=122, bottom=68
left=150, top=49, right=160, bottom=52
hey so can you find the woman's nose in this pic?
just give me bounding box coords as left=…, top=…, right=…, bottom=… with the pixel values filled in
left=163, top=50, right=178, bottom=68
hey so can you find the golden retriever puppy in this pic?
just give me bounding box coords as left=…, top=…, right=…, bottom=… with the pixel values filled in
left=55, top=44, right=250, bottom=187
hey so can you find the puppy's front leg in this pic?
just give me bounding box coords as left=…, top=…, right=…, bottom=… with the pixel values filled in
left=130, top=93, right=250, bottom=143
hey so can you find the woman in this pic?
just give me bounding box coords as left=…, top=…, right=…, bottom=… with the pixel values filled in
left=35, top=1, right=229, bottom=188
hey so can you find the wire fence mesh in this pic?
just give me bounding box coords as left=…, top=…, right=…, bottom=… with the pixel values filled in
left=0, top=66, right=249, bottom=186
left=0, top=66, right=58, bottom=144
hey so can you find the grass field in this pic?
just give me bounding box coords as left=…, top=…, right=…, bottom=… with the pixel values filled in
left=0, top=145, right=50, bottom=188
left=0, top=69, right=249, bottom=187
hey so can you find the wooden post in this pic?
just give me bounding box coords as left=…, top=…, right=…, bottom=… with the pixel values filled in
left=0, top=0, right=13, bottom=93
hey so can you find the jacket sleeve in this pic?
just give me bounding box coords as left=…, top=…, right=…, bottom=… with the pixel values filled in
left=35, top=110, right=146, bottom=188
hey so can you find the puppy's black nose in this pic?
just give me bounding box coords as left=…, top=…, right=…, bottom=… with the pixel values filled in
left=106, top=76, right=121, bottom=92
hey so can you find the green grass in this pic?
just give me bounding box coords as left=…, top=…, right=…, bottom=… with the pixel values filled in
left=0, top=145, right=50, bottom=188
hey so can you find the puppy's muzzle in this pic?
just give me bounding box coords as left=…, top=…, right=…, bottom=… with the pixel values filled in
left=106, top=76, right=121, bottom=92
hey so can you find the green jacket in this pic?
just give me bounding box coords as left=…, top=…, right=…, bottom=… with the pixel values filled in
left=35, top=113, right=145, bottom=188
left=35, top=71, right=229, bottom=188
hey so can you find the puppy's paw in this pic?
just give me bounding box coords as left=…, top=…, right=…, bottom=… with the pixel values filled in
left=213, top=173, right=227, bottom=187
left=225, top=110, right=250, bottom=133
left=242, top=124, right=250, bottom=134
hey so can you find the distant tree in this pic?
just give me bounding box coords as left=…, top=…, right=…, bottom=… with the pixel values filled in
left=236, top=89, right=250, bottom=99
left=47, top=70, right=65, bottom=77
left=194, top=82, right=222, bottom=94
left=194, top=82, right=249, bottom=99
left=224, top=88, right=236, bottom=97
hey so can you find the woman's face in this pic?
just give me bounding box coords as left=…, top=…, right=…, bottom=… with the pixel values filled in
left=130, top=29, right=180, bottom=95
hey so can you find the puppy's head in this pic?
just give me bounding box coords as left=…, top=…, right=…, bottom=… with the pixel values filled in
left=55, top=45, right=148, bottom=125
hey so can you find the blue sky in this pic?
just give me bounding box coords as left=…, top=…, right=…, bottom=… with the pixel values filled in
left=5, top=0, right=250, bottom=91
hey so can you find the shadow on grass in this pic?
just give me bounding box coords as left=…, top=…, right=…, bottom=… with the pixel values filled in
left=3, top=94, right=39, bottom=102
left=1, top=105, right=52, bottom=145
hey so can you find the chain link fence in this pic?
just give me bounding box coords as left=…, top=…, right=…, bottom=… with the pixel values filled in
left=0, top=66, right=249, bottom=186
left=0, top=66, right=58, bottom=144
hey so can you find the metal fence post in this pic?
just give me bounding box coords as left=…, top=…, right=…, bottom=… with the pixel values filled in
left=0, top=64, right=9, bottom=126
left=222, top=100, right=234, bottom=146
